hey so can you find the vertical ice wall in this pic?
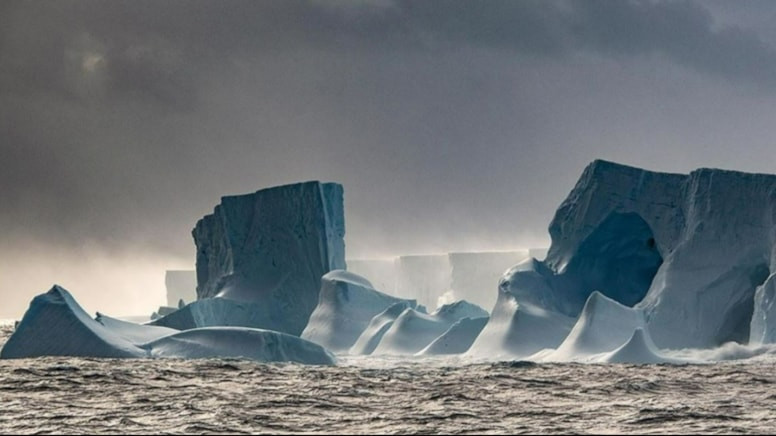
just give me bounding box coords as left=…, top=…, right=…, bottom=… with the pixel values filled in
left=394, top=254, right=451, bottom=309
left=191, top=181, right=345, bottom=336
left=448, top=251, right=529, bottom=310
left=491, top=160, right=776, bottom=350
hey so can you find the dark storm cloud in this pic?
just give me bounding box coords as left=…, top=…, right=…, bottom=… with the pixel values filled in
left=3, top=0, right=776, bottom=316
left=2, top=0, right=775, bottom=109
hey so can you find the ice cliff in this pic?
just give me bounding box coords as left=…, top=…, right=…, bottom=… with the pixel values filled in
left=191, top=181, right=345, bottom=336
left=479, top=160, right=776, bottom=353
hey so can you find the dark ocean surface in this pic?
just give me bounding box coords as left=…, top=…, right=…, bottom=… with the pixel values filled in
left=2, top=324, right=776, bottom=434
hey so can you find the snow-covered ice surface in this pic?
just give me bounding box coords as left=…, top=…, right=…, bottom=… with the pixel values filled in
left=301, top=270, right=417, bottom=353
left=1, top=286, right=334, bottom=365
left=4, top=318, right=776, bottom=434
left=349, top=301, right=418, bottom=356
left=371, top=301, right=488, bottom=355
left=417, top=316, right=489, bottom=356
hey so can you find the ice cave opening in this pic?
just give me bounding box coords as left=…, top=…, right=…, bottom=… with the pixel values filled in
left=564, top=212, right=663, bottom=308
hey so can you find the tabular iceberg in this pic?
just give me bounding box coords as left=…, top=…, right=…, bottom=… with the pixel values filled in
left=301, top=270, right=418, bottom=353
left=1, top=286, right=335, bottom=365
left=1, top=286, right=146, bottom=359
left=191, top=181, right=345, bottom=336
left=478, top=160, right=776, bottom=353
left=390, top=251, right=531, bottom=310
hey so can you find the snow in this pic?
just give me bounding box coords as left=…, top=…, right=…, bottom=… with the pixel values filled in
left=601, top=328, right=675, bottom=364
left=2, top=286, right=336, bottom=364
left=165, top=270, right=196, bottom=306
left=301, top=270, right=418, bottom=352
left=96, top=313, right=179, bottom=344
left=144, top=327, right=335, bottom=365
left=417, top=316, right=489, bottom=356
left=193, top=181, right=345, bottom=335
left=467, top=289, right=574, bottom=359
left=1, top=285, right=145, bottom=359
left=372, top=301, right=488, bottom=355
left=349, top=301, right=417, bottom=355
left=150, top=298, right=280, bottom=332
left=547, top=292, right=646, bottom=361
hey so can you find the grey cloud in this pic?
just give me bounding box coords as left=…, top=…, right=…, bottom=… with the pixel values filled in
left=3, top=0, right=776, bottom=317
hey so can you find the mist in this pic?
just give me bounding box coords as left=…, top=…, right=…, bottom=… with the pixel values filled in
left=3, top=1, right=776, bottom=317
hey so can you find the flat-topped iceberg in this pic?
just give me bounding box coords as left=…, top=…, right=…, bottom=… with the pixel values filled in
left=477, top=160, right=776, bottom=353
left=1, top=286, right=334, bottom=365
left=301, top=270, right=418, bottom=353
left=193, top=181, right=345, bottom=336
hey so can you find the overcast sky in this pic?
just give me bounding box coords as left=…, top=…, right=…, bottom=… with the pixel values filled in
left=3, top=0, right=776, bottom=317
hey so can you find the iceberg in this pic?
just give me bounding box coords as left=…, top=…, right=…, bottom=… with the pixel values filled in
left=349, top=301, right=417, bottom=355
left=301, top=270, right=418, bottom=352
left=546, top=292, right=646, bottom=361
left=600, top=328, right=676, bottom=364
left=192, top=181, right=345, bottom=336
left=390, top=251, right=532, bottom=310
left=96, top=313, right=179, bottom=345
left=749, top=273, right=776, bottom=345
left=394, top=254, right=451, bottom=309
left=145, top=327, right=334, bottom=365
left=490, top=160, right=776, bottom=350
left=448, top=251, right=530, bottom=310
left=417, top=316, right=489, bottom=356
left=372, top=301, right=488, bottom=355
left=467, top=275, right=575, bottom=359
left=2, top=286, right=147, bottom=359
left=1, top=286, right=334, bottom=364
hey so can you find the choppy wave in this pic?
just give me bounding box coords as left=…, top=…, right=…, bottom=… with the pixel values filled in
left=1, top=326, right=775, bottom=434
